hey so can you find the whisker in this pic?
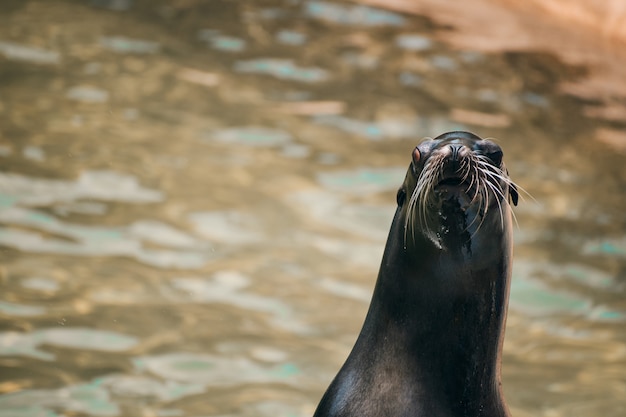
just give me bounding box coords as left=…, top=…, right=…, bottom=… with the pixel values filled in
left=484, top=180, right=505, bottom=227
left=473, top=159, right=534, bottom=202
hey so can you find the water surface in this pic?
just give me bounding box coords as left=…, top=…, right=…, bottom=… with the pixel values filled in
left=0, top=1, right=625, bottom=416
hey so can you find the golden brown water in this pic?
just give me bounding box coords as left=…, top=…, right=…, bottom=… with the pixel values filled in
left=0, top=1, right=625, bottom=416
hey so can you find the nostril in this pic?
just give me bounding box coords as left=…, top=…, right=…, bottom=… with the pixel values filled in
left=449, top=144, right=463, bottom=161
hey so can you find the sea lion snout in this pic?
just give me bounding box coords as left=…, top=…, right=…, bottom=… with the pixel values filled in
left=436, top=143, right=472, bottom=183
left=439, top=143, right=469, bottom=161
left=448, top=143, right=466, bottom=162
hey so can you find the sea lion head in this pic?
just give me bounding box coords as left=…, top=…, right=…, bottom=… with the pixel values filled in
left=396, top=131, right=519, bottom=250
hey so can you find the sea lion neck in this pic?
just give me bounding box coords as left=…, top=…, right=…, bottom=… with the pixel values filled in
left=353, top=205, right=512, bottom=414
left=370, top=204, right=511, bottom=335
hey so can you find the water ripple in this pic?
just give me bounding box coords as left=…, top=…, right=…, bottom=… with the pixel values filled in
left=304, top=1, right=406, bottom=27
left=0, top=171, right=163, bottom=207
left=0, top=328, right=139, bottom=361
left=234, top=59, right=330, bottom=83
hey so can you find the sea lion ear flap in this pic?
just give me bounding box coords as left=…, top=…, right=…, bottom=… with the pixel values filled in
left=504, top=167, right=518, bottom=206
left=509, top=183, right=519, bottom=206
left=396, top=188, right=406, bottom=207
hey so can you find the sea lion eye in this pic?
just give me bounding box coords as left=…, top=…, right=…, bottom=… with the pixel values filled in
left=487, top=150, right=503, bottom=166
left=396, top=188, right=406, bottom=207
left=412, top=147, right=421, bottom=165
left=475, top=140, right=503, bottom=166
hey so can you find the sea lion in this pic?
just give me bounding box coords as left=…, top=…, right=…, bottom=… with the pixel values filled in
left=314, top=131, right=519, bottom=417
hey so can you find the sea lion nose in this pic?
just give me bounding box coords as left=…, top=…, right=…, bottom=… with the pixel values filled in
left=442, top=144, right=470, bottom=176
left=449, top=144, right=465, bottom=162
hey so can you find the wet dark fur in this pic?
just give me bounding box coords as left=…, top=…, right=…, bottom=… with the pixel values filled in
left=314, top=131, right=519, bottom=417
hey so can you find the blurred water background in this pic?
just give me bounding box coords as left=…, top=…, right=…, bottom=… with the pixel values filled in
left=0, top=1, right=625, bottom=416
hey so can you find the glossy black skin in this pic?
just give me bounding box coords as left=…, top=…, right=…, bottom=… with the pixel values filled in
left=314, top=131, right=515, bottom=417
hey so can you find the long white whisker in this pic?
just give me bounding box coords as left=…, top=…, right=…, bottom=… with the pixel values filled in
left=484, top=179, right=505, bottom=227
left=473, top=159, right=534, bottom=202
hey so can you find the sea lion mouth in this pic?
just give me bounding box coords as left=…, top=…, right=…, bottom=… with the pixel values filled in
left=437, top=177, right=466, bottom=187
left=434, top=170, right=477, bottom=201
left=435, top=177, right=471, bottom=198
left=433, top=174, right=477, bottom=212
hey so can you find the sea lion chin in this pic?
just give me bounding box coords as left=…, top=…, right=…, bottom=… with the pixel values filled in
left=314, top=131, right=520, bottom=417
